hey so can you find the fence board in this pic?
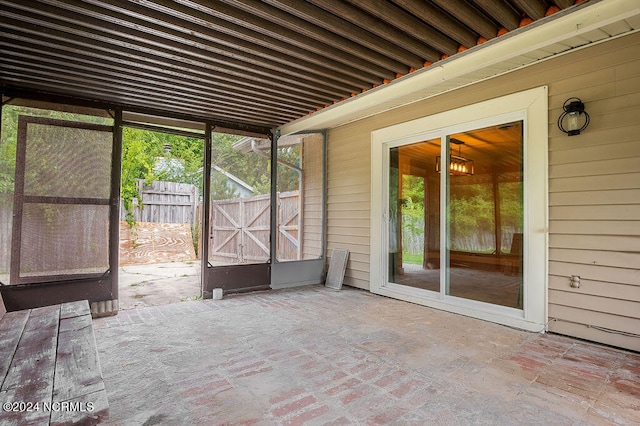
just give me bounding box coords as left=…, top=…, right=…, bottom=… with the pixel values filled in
left=120, top=180, right=198, bottom=227
left=278, top=191, right=300, bottom=261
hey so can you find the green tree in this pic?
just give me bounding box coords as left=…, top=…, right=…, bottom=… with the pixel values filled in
left=0, top=107, right=18, bottom=195
left=210, top=133, right=271, bottom=195
left=120, top=127, right=208, bottom=225
left=276, top=145, right=301, bottom=193
left=1, top=105, right=112, bottom=196
left=120, top=127, right=158, bottom=226
left=449, top=183, right=496, bottom=253
left=210, top=172, right=238, bottom=200
left=401, top=175, right=425, bottom=261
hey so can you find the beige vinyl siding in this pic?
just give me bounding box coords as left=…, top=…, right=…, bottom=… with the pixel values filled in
left=325, top=31, right=640, bottom=350
left=301, top=134, right=324, bottom=259
left=546, top=32, right=640, bottom=351
left=326, top=122, right=372, bottom=289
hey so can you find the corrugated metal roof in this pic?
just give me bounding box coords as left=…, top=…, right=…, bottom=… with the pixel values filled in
left=0, top=0, right=637, bottom=134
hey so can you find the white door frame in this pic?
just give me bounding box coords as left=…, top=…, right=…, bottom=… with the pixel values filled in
left=370, top=86, right=548, bottom=332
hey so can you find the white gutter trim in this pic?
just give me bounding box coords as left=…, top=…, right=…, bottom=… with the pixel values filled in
left=278, top=0, right=640, bottom=135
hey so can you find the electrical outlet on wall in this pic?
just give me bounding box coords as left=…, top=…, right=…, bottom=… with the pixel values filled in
left=570, top=275, right=581, bottom=288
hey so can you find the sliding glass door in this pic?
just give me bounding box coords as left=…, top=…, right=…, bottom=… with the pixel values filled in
left=386, top=123, right=523, bottom=309
left=388, top=120, right=525, bottom=309
left=445, top=123, right=524, bottom=309
left=388, top=138, right=441, bottom=293
left=372, top=87, right=547, bottom=330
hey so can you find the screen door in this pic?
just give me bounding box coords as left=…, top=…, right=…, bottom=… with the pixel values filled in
left=6, top=115, right=115, bottom=309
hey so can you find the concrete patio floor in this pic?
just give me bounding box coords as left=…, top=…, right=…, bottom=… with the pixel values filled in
left=118, top=261, right=201, bottom=310
left=93, top=285, right=640, bottom=425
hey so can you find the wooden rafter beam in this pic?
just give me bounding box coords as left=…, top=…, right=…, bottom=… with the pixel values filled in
left=225, top=0, right=426, bottom=70
left=551, top=0, right=576, bottom=9
left=431, top=0, right=499, bottom=40
left=124, top=0, right=393, bottom=82
left=511, top=0, right=549, bottom=20
left=183, top=0, right=406, bottom=76
left=472, top=0, right=521, bottom=31
left=2, top=1, right=353, bottom=103
left=345, top=0, right=460, bottom=56
left=392, top=0, right=480, bottom=48
left=92, top=0, right=376, bottom=90
left=303, top=0, right=441, bottom=62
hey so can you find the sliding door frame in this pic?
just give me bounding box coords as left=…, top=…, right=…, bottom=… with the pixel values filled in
left=370, top=87, right=548, bottom=331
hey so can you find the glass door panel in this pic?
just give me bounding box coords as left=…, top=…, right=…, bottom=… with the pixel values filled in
left=204, top=132, right=273, bottom=296
left=271, top=131, right=326, bottom=289
left=388, top=138, right=440, bottom=292
left=208, top=133, right=271, bottom=266
left=275, top=132, right=324, bottom=262
left=446, top=122, right=524, bottom=308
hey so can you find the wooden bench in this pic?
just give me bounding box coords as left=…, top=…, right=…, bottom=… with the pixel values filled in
left=0, top=300, right=108, bottom=425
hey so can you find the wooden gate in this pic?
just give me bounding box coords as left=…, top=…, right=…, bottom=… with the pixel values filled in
left=209, top=191, right=299, bottom=264
left=277, top=191, right=300, bottom=261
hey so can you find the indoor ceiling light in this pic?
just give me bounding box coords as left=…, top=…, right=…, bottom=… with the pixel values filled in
left=436, top=138, right=474, bottom=176
left=558, top=97, right=590, bottom=136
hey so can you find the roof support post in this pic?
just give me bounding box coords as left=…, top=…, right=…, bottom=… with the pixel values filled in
left=269, top=129, right=280, bottom=266
left=201, top=123, right=213, bottom=297
left=109, top=108, right=123, bottom=302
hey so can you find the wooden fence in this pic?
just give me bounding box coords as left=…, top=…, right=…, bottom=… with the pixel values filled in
left=120, top=180, right=198, bottom=227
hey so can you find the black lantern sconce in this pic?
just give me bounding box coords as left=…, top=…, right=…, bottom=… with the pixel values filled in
left=558, top=97, right=590, bottom=136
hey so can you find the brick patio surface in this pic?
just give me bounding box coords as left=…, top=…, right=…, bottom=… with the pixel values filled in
left=93, top=285, right=640, bottom=425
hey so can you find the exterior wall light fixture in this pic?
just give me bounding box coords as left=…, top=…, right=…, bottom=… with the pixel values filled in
left=558, top=97, right=590, bottom=136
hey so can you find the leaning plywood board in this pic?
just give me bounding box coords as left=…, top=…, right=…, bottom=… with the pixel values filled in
left=325, top=249, right=349, bottom=291
left=119, top=221, right=196, bottom=265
